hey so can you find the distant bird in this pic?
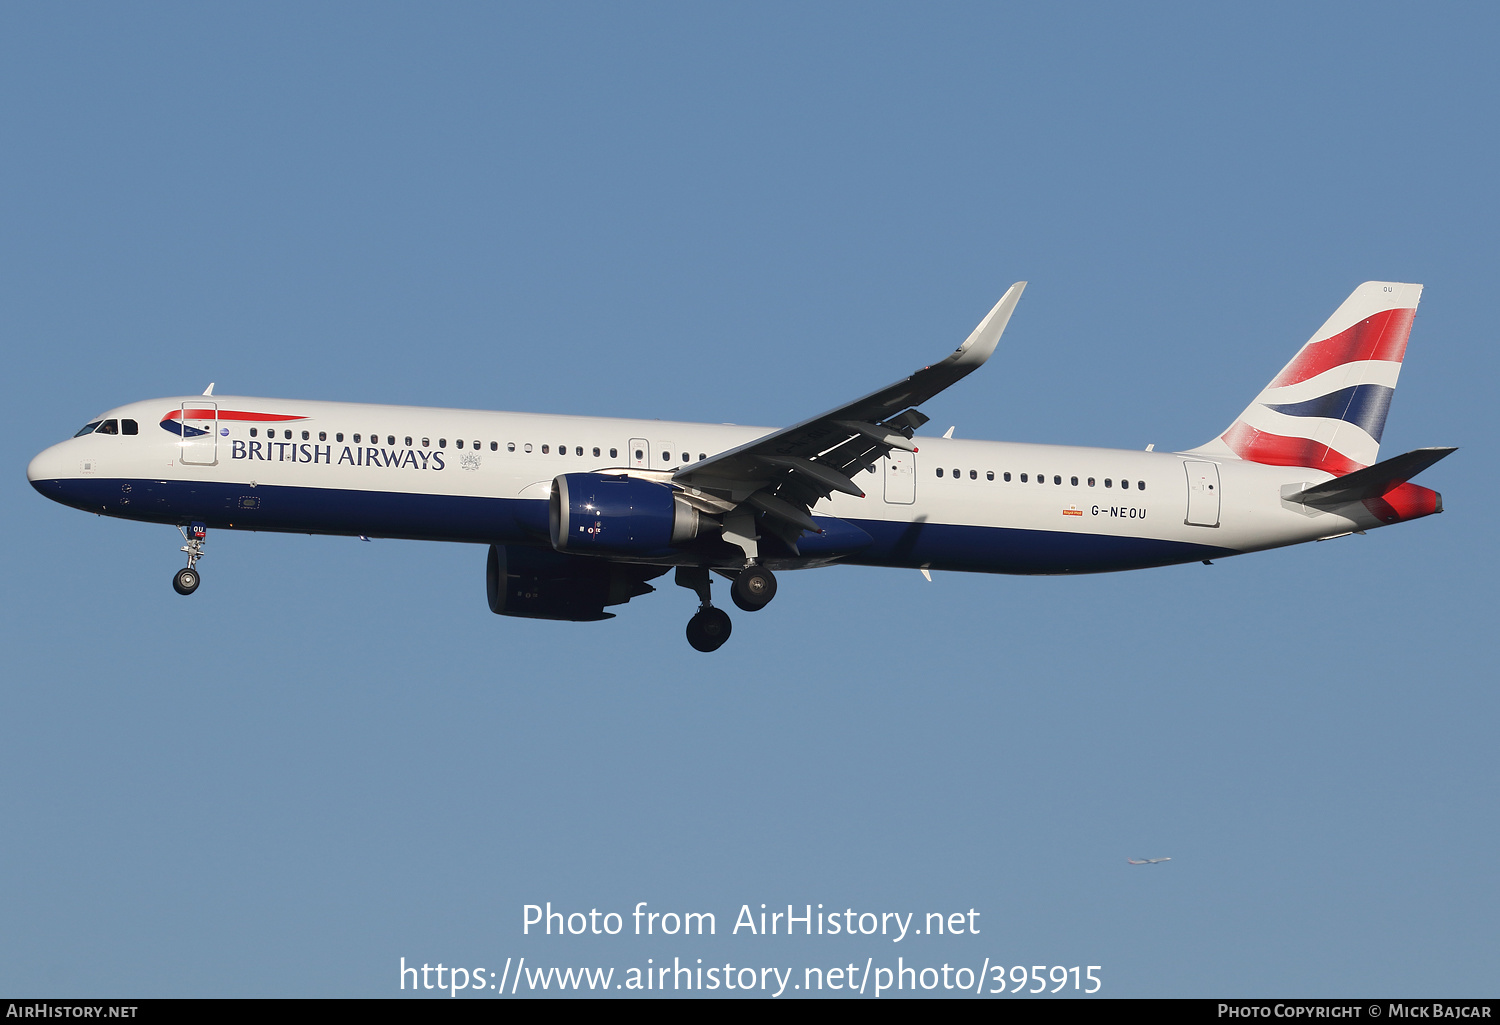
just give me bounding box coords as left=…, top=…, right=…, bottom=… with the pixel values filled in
left=1127, top=857, right=1171, bottom=865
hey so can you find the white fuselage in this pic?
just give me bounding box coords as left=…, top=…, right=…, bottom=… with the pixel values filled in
left=28, top=394, right=1386, bottom=576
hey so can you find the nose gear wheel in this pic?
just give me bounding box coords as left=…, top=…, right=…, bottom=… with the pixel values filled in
left=174, top=523, right=207, bottom=596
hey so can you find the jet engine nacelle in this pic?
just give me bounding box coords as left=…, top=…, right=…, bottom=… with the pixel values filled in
left=549, top=472, right=702, bottom=556
left=486, top=544, right=662, bottom=621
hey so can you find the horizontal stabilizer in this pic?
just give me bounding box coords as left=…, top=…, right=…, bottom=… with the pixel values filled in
left=1284, top=447, right=1456, bottom=506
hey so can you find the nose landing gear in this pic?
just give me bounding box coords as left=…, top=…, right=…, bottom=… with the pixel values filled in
left=173, top=522, right=206, bottom=595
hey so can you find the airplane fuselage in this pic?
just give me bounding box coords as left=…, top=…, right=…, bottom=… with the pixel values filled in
left=28, top=394, right=1403, bottom=576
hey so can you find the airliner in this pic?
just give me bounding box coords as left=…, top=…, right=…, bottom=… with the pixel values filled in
left=27, top=280, right=1453, bottom=651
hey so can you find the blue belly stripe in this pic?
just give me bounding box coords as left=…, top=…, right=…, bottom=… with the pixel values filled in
left=31, top=476, right=1236, bottom=575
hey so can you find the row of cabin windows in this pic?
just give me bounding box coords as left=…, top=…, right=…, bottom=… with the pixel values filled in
left=637, top=450, right=708, bottom=464
left=250, top=432, right=492, bottom=450
left=75, top=420, right=1124, bottom=485
left=239, top=428, right=708, bottom=464
left=934, top=467, right=1145, bottom=490
left=83, top=418, right=707, bottom=465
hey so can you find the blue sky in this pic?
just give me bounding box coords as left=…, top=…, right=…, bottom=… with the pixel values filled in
left=2, top=3, right=1495, bottom=997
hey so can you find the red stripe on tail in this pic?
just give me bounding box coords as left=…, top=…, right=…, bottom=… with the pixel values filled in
left=1221, top=421, right=1366, bottom=475
left=1268, top=308, right=1415, bottom=388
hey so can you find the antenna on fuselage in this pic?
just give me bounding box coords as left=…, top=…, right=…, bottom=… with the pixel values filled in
left=202, top=383, right=215, bottom=396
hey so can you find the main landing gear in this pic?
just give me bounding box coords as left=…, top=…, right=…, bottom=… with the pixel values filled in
left=686, top=605, right=732, bottom=653
left=677, top=567, right=730, bottom=652
left=730, top=564, right=777, bottom=612
left=173, top=522, right=206, bottom=596
left=676, top=564, right=779, bottom=651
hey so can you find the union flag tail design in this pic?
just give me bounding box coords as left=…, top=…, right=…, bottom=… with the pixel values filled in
left=1195, top=282, right=1422, bottom=474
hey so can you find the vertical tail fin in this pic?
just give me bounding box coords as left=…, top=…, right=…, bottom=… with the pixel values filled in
left=1193, top=281, right=1422, bottom=474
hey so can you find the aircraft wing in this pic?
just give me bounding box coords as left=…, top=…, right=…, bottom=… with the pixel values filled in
left=671, top=283, right=1026, bottom=542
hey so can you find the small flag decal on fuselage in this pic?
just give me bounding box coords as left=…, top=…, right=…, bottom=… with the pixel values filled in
left=1063, top=506, right=1082, bottom=516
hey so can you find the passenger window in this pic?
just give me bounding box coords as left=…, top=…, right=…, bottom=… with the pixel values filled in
left=386, top=435, right=394, bottom=446
left=661, top=451, right=670, bottom=462
left=634, top=449, right=643, bottom=460
left=1053, top=475, right=1061, bottom=485
left=1105, top=479, right=1113, bottom=488
left=524, top=443, right=532, bottom=453
left=699, top=453, right=706, bottom=461
left=286, top=430, right=294, bottom=440
left=579, top=447, right=585, bottom=457
left=1088, top=477, right=1095, bottom=487
left=439, top=439, right=446, bottom=448
left=504, top=442, right=512, bottom=452
left=1121, top=479, right=1130, bottom=489
left=1020, top=473, right=1027, bottom=482
left=422, top=438, right=430, bottom=447
left=970, top=470, right=977, bottom=480
left=1004, top=472, right=1011, bottom=482
left=303, top=431, right=311, bottom=441
left=353, top=434, right=361, bottom=443
left=681, top=452, right=689, bottom=462
left=986, top=471, right=994, bottom=481
left=951, top=468, right=959, bottom=478
left=456, top=439, right=464, bottom=449
left=122, top=419, right=139, bottom=435
left=1038, top=473, right=1045, bottom=484
left=611, top=448, right=618, bottom=459
left=936, top=467, right=944, bottom=477
left=250, top=427, right=259, bottom=438
left=337, top=433, right=344, bottom=442
left=593, top=447, right=601, bottom=457
left=1139, top=480, right=1146, bottom=491
left=542, top=445, right=549, bottom=454
left=318, top=431, right=326, bottom=441
left=96, top=420, right=118, bottom=435
left=404, top=436, right=413, bottom=447
left=1070, top=476, right=1078, bottom=486
left=73, top=421, right=102, bottom=437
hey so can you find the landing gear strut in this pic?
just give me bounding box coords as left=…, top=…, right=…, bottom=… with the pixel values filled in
left=730, top=564, right=777, bottom=612
left=676, top=566, right=732, bottom=652
left=173, top=522, right=206, bottom=596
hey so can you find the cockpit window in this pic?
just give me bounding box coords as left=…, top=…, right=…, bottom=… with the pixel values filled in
left=122, top=419, right=139, bottom=435
left=74, top=421, right=102, bottom=437
left=95, top=419, right=119, bottom=435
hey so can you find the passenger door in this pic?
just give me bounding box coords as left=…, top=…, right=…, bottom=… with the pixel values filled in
left=179, top=402, right=219, bottom=466
left=1183, top=460, right=1221, bottom=527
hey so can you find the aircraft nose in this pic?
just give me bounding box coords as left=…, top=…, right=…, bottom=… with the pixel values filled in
left=27, top=442, right=70, bottom=494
